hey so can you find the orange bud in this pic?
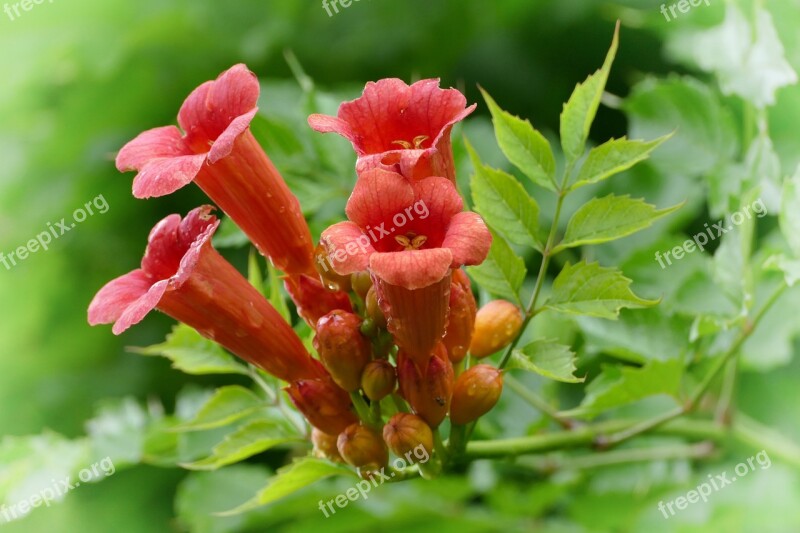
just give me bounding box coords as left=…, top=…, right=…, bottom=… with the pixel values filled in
left=443, top=270, right=477, bottom=363
left=314, top=310, right=372, bottom=391
left=396, top=346, right=454, bottom=427
left=314, top=243, right=352, bottom=292
left=382, top=413, right=433, bottom=463
left=311, top=428, right=342, bottom=462
left=450, top=364, right=504, bottom=425
left=285, top=378, right=357, bottom=435
left=470, top=300, right=523, bottom=359
left=350, top=271, right=372, bottom=300
left=337, top=423, right=388, bottom=470
left=361, top=359, right=396, bottom=401
left=365, top=286, right=387, bottom=329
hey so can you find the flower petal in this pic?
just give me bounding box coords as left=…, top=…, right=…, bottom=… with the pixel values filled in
left=131, top=153, right=207, bottom=199
left=442, top=211, right=492, bottom=267
left=87, top=269, right=152, bottom=326
left=320, top=221, right=374, bottom=275
left=207, top=108, right=258, bottom=164
left=178, top=64, right=260, bottom=147
left=412, top=176, right=463, bottom=227
left=116, top=126, right=193, bottom=171
left=112, top=279, right=169, bottom=335
left=370, top=248, right=453, bottom=290
left=345, top=168, right=415, bottom=238
left=307, top=114, right=359, bottom=148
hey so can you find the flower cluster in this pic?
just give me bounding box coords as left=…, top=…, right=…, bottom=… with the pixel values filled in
left=89, top=65, right=507, bottom=475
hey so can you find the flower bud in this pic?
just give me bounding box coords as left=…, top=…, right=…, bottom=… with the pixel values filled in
left=285, top=378, right=357, bottom=435
left=382, top=413, right=433, bottom=463
left=337, top=423, right=388, bottom=470
left=311, top=428, right=342, bottom=462
left=365, top=286, right=387, bottom=329
left=470, top=300, right=523, bottom=359
left=314, top=243, right=352, bottom=292
left=314, top=310, right=372, bottom=391
left=396, top=345, right=454, bottom=427
left=450, top=364, right=504, bottom=425
left=350, top=271, right=372, bottom=300
left=443, top=270, right=477, bottom=363
left=361, top=359, right=396, bottom=401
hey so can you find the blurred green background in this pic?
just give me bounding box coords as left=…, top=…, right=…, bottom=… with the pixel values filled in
left=2, top=0, right=800, bottom=531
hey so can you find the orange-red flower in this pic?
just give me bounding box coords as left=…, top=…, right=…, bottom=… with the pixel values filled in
left=308, top=79, right=475, bottom=183
left=116, top=64, right=315, bottom=275
left=87, top=206, right=325, bottom=383
left=320, top=168, right=491, bottom=361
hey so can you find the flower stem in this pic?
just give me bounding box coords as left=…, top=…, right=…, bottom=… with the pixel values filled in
left=505, top=375, right=575, bottom=428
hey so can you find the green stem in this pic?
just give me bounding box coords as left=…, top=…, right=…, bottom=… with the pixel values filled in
left=350, top=391, right=379, bottom=429
left=518, top=441, right=716, bottom=473
left=465, top=418, right=725, bottom=459
left=498, top=162, right=574, bottom=370
left=505, top=375, right=574, bottom=428
left=600, top=282, right=787, bottom=447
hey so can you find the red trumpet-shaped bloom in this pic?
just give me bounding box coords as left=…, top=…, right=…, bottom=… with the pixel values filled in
left=320, top=168, right=491, bottom=361
left=116, top=64, right=315, bottom=275
left=308, top=78, right=475, bottom=183
left=87, top=206, right=325, bottom=383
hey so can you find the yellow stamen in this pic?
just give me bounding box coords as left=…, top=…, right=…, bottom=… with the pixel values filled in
left=395, top=233, right=428, bottom=251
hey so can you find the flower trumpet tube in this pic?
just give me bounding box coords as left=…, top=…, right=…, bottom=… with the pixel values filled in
left=115, top=64, right=315, bottom=275
left=286, top=378, right=358, bottom=435
left=284, top=274, right=352, bottom=329
left=397, top=345, right=454, bottom=428
left=308, top=78, right=476, bottom=183
left=320, top=168, right=491, bottom=362
left=443, top=269, right=477, bottom=364
left=87, top=206, right=325, bottom=383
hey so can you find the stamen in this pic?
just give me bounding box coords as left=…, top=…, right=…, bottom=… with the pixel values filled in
left=391, top=140, right=413, bottom=149
left=395, top=234, right=428, bottom=251
left=413, top=135, right=430, bottom=149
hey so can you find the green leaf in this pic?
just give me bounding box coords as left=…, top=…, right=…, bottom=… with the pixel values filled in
left=466, top=230, right=526, bottom=305
left=213, top=217, right=250, bottom=249
left=219, top=457, right=356, bottom=515
left=509, top=340, right=584, bottom=383
left=545, top=261, right=658, bottom=319
left=560, top=22, right=619, bottom=163
left=780, top=165, right=800, bottom=257
left=480, top=88, right=556, bottom=190
left=248, top=249, right=266, bottom=296
left=467, top=140, right=542, bottom=250
left=667, top=4, right=797, bottom=108
left=555, top=195, right=682, bottom=251
left=562, top=360, right=683, bottom=419
left=175, top=386, right=264, bottom=432
left=181, top=421, right=301, bottom=471
left=624, top=76, right=738, bottom=176
left=267, top=262, right=292, bottom=323
left=130, top=324, right=249, bottom=376
left=85, top=397, right=148, bottom=464
left=570, top=135, right=671, bottom=190
left=765, top=254, right=800, bottom=287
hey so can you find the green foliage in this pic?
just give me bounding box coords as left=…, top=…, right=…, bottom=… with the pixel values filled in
left=466, top=230, right=527, bottom=305
left=509, top=340, right=583, bottom=383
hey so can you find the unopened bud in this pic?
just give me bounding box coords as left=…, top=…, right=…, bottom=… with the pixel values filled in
left=470, top=300, right=523, bottom=359
left=285, top=378, right=357, bottom=435
left=450, top=365, right=504, bottom=425
left=314, top=243, right=352, bottom=292
left=366, top=286, right=387, bottom=329
left=443, top=270, right=477, bottom=363
left=361, top=359, right=396, bottom=401
left=350, top=271, right=372, bottom=300
left=312, top=428, right=342, bottom=462
left=382, top=413, right=433, bottom=462
left=314, top=310, right=372, bottom=391
left=396, top=345, right=454, bottom=427
left=337, top=423, right=388, bottom=470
